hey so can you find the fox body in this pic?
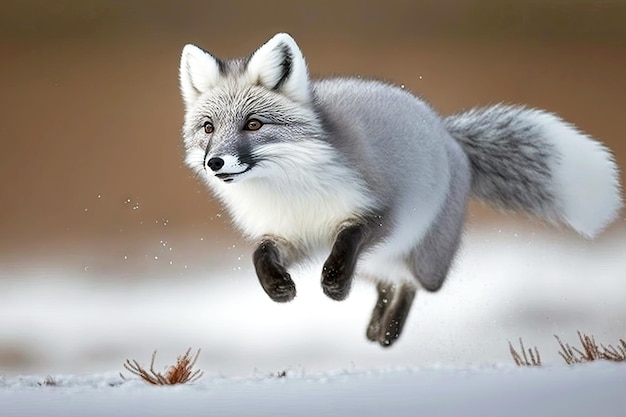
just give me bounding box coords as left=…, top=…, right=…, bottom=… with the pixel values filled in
left=179, top=33, right=622, bottom=346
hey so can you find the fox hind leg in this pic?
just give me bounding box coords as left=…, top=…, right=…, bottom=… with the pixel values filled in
left=366, top=282, right=395, bottom=342
left=366, top=282, right=417, bottom=347
left=378, top=283, right=417, bottom=347
left=409, top=210, right=466, bottom=292
left=410, top=144, right=470, bottom=292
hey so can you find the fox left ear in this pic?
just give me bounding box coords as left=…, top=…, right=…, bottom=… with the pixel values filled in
left=246, top=33, right=311, bottom=103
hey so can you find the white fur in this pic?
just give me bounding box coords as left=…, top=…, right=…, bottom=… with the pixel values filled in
left=215, top=155, right=249, bottom=176
left=179, top=44, right=221, bottom=109
left=534, top=110, right=622, bottom=238
left=184, top=147, right=206, bottom=177
left=206, top=141, right=375, bottom=251
left=246, top=33, right=310, bottom=103
left=357, top=253, right=417, bottom=287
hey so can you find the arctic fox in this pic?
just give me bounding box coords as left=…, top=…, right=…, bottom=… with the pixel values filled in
left=179, top=33, right=622, bottom=347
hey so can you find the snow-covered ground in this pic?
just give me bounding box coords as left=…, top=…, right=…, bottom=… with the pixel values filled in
left=2, top=363, right=625, bottom=416
left=1, top=226, right=625, bottom=415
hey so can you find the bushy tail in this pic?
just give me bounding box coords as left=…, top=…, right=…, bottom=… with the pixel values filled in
left=445, top=104, right=622, bottom=238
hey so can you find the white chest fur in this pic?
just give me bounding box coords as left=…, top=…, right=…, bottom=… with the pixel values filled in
left=218, top=173, right=374, bottom=250
left=209, top=142, right=376, bottom=251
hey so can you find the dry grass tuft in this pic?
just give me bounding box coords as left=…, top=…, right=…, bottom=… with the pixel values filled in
left=509, top=332, right=626, bottom=366
left=122, top=348, right=203, bottom=385
left=509, top=338, right=542, bottom=367
left=556, top=331, right=626, bottom=365
left=602, top=339, right=626, bottom=361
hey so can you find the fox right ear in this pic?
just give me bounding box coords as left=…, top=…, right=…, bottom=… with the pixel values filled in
left=179, top=44, right=221, bottom=108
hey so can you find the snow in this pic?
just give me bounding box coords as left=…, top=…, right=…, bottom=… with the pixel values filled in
left=2, top=364, right=626, bottom=416
left=1, top=226, right=625, bottom=416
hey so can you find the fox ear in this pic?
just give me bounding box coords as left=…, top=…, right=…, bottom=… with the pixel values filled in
left=246, top=33, right=310, bottom=103
left=179, top=44, right=222, bottom=108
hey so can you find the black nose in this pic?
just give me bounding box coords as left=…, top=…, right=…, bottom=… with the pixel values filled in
left=206, top=157, right=224, bottom=172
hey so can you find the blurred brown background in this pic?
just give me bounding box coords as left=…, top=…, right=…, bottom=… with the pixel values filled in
left=1, top=0, right=624, bottom=277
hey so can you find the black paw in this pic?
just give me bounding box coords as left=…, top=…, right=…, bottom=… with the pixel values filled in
left=321, top=259, right=352, bottom=301
left=321, top=224, right=365, bottom=301
left=378, top=317, right=402, bottom=348
left=260, top=265, right=296, bottom=303
left=366, top=321, right=381, bottom=342
left=365, top=320, right=399, bottom=347
left=254, top=240, right=297, bottom=303
left=265, top=279, right=296, bottom=303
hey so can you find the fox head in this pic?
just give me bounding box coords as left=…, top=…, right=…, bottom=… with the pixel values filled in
left=179, top=33, right=325, bottom=186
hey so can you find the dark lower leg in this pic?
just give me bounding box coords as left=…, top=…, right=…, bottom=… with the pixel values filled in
left=321, top=224, right=366, bottom=301
left=379, top=284, right=416, bottom=347
left=253, top=239, right=296, bottom=303
left=366, top=282, right=395, bottom=342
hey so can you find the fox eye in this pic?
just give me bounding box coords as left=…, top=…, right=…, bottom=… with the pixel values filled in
left=203, top=121, right=214, bottom=134
left=244, top=119, right=263, bottom=131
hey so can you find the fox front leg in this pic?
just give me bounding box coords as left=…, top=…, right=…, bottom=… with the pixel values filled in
left=253, top=238, right=297, bottom=303
left=321, top=223, right=367, bottom=301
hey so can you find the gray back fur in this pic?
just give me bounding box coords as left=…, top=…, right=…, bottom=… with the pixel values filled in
left=312, top=77, right=451, bottom=220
